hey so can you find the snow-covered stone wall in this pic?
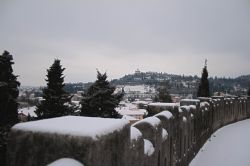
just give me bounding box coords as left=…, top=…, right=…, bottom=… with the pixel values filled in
left=6, top=97, right=250, bottom=166
left=7, top=117, right=130, bottom=166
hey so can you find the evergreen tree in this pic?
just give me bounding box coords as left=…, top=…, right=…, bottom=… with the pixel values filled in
left=80, top=71, right=123, bottom=118
left=0, top=51, right=20, bottom=165
left=247, top=87, right=250, bottom=96
left=197, top=60, right=210, bottom=97
left=35, top=59, right=74, bottom=119
left=154, top=81, right=172, bottom=103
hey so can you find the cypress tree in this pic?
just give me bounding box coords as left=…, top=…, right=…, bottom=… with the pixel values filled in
left=35, top=59, right=74, bottom=119
left=0, top=51, right=20, bottom=165
left=80, top=71, right=123, bottom=118
left=197, top=60, right=210, bottom=97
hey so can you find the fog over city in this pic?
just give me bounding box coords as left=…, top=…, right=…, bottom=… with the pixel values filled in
left=0, top=0, right=250, bottom=86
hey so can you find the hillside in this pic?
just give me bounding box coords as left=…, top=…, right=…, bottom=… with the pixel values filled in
left=111, top=71, right=250, bottom=96
left=64, top=71, right=250, bottom=96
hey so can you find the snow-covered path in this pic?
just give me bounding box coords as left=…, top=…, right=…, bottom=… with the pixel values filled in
left=190, top=119, right=250, bottom=166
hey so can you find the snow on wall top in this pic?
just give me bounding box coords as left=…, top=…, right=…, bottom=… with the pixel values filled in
left=149, top=103, right=180, bottom=107
left=180, top=105, right=196, bottom=111
left=130, top=126, right=142, bottom=141
left=133, top=116, right=161, bottom=127
left=13, top=116, right=129, bottom=140
left=181, top=99, right=200, bottom=102
left=47, top=158, right=84, bottom=166
left=155, top=111, right=173, bottom=119
left=212, top=96, right=224, bottom=98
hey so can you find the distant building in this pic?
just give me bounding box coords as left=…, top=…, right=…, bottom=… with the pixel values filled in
left=116, top=102, right=147, bottom=124
left=71, top=91, right=83, bottom=101
left=135, top=69, right=141, bottom=74
left=18, top=106, right=37, bottom=122
left=115, top=85, right=156, bottom=101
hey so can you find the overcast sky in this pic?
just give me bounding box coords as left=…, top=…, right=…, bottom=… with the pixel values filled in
left=0, top=0, right=250, bottom=86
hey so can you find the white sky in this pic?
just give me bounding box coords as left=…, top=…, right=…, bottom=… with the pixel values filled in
left=0, top=0, right=250, bottom=86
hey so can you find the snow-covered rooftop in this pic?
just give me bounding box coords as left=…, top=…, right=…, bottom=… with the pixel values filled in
left=18, top=106, right=37, bottom=117
left=116, top=103, right=137, bottom=110
left=122, top=115, right=138, bottom=121
left=116, top=102, right=147, bottom=116
left=132, top=100, right=149, bottom=105
left=13, top=116, right=129, bottom=140
left=118, top=109, right=147, bottom=116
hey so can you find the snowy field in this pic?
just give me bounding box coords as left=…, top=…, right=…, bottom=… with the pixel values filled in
left=190, top=119, right=250, bottom=166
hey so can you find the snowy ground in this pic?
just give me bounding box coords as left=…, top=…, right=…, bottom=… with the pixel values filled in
left=190, top=119, right=250, bottom=166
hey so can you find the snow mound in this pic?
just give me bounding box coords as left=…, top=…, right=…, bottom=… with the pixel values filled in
left=134, top=116, right=161, bottom=127
left=144, top=139, right=155, bottom=156
left=200, top=102, right=210, bottom=107
left=189, top=105, right=197, bottom=109
left=183, top=117, right=187, bottom=122
left=13, top=116, right=128, bottom=140
left=155, top=111, right=173, bottom=119
left=130, top=126, right=142, bottom=141
left=180, top=106, right=192, bottom=111
left=162, top=128, right=168, bottom=141
left=47, top=158, right=84, bottom=166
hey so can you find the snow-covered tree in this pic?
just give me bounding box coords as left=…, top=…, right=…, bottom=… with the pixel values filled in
left=35, top=59, right=75, bottom=119
left=80, top=71, right=123, bottom=118
left=0, top=51, right=20, bottom=165
left=197, top=60, right=210, bottom=97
